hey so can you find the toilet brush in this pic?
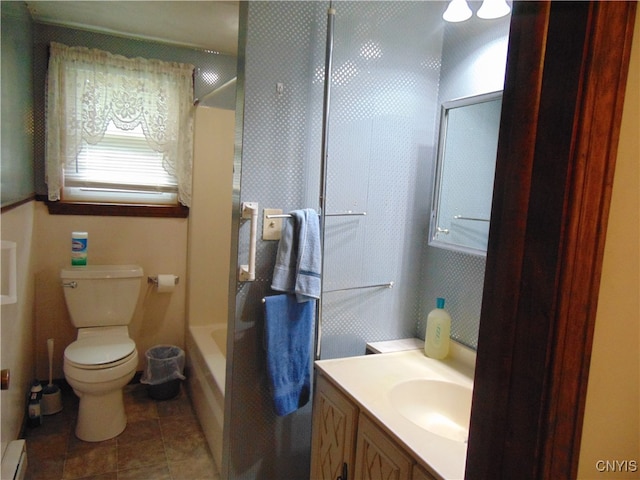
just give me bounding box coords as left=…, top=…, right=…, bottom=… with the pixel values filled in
left=41, top=338, right=63, bottom=415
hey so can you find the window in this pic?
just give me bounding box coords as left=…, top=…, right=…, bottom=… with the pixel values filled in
left=45, top=43, right=195, bottom=208
left=64, top=122, right=178, bottom=205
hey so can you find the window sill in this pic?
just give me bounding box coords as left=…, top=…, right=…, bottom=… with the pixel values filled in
left=40, top=197, right=189, bottom=218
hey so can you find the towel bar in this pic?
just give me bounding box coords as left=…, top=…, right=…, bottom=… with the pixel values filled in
left=324, top=281, right=394, bottom=293
left=265, top=211, right=366, bottom=219
left=261, top=281, right=394, bottom=302
left=453, top=215, right=490, bottom=222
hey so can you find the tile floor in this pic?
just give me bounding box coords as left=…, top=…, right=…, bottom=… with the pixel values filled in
left=23, top=383, right=220, bottom=480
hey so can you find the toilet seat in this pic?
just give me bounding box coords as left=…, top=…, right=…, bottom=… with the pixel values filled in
left=65, top=336, right=136, bottom=370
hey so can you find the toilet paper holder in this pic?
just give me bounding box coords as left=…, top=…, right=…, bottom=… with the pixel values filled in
left=147, top=275, right=180, bottom=286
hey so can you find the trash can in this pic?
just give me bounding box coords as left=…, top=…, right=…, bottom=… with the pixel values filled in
left=140, top=345, right=186, bottom=400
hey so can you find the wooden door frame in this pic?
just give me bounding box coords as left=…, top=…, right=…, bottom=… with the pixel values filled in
left=466, top=2, right=637, bottom=479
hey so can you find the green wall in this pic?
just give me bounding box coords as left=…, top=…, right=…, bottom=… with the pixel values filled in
left=1, top=1, right=35, bottom=207
left=31, top=23, right=237, bottom=196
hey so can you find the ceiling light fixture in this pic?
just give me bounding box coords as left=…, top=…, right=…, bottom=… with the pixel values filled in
left=477, top=0, right=511, bottom=20
left=442, top=0, right=472, bottom=23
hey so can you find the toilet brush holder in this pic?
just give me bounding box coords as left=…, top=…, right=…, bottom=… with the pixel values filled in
left=41, top=388, right=63, bottom=415
left=42, top=338, right=63, bottom=415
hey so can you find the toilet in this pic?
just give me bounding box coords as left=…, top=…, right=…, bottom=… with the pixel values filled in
left=60, top=265, right=143, bottom=442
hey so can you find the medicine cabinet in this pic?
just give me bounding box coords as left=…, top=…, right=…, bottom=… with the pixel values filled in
left=429, top=91, right=502, bottom=256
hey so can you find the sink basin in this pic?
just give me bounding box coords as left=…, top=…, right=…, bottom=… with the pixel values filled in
left=389, top=379, right=472, bottom=443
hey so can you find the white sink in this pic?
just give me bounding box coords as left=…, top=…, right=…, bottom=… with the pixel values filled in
left=389, top=379, right=472, bottom=443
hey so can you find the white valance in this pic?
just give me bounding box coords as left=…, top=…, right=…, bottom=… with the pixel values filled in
left=45, top=42, right=195, bottom=206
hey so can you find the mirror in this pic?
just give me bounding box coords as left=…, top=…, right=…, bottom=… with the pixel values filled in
left=429, top=91, right=502, bottom=256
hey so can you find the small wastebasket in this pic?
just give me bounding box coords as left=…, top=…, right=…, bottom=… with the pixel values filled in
left=140, top=345, right=186, bottom=400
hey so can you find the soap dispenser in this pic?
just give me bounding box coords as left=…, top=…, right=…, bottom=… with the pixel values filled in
left=424, top=297, right=451, bottom=359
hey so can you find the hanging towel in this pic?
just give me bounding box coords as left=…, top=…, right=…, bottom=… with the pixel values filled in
left=263, top=294, right=315, bottom=416
left=271, top=208, right=321, bottom=302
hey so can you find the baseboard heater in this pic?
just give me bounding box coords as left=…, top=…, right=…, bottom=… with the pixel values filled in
left=1, top=440, right=27, bottom=480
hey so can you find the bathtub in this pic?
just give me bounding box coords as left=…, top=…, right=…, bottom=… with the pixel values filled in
left=186, top=324, right=227, bottom=471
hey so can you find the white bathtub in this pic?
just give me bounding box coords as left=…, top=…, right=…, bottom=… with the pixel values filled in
left=186, top=324, right=227, bottom=471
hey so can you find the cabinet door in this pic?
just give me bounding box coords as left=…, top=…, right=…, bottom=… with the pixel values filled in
left=310, top=374, right=359, bottom=480
left=412, top=465, right=437, bottom=480
left=354, top=414, right=414, bottom=480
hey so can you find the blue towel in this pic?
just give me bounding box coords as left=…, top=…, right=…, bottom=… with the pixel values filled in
left=264, top=294, right=315, bottom=416
left=271, top=209, right=321, bottom=302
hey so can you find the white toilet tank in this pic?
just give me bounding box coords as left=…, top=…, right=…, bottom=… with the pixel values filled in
left=61, top=265, right=144, bottom=328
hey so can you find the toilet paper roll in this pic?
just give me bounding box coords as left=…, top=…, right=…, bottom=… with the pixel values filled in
left=156, top=274, right=177, bottom=293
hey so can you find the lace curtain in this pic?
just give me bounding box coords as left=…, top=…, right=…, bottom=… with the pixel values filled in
left=46, top=42, right=195, bottom=206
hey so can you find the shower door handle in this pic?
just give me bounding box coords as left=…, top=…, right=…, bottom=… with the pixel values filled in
left=239, top=202, right=259, bottom=282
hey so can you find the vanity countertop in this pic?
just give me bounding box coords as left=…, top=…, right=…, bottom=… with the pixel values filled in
left=314, top=343, right=475, bottom=480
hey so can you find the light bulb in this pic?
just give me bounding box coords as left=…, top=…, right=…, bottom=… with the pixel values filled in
left=477, top=0, right=511, bottom=20
left=443, top=0, right=472, bottom=23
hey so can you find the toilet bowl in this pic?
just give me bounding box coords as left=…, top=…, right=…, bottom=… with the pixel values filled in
left=64, top=328, right=138, bottom=441
left=60, top=265, right=143, bottom=442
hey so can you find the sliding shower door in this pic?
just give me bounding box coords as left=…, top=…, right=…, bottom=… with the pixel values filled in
left=225, top=2, right=445, bottom=478
left=225, top=3, right=326, bottom=479
left=320, top=1, right=444, bottom=359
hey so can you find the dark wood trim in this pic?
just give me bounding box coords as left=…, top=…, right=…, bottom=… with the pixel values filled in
left=541, top=3, right=637, bottom=478
left=42, top=197, right=189, bottom=218
left=1, top=194, right=36, bottom=213
left=466, top=2, right=636, bottom=479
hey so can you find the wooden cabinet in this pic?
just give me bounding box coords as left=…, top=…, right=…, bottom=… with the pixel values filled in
left=310, top=374, right=359, bottom=480
left=354, top=414, right=413, bottom=480
left=412, top=465, right=437, bottom=480
left=311, top=372, right=439, bottom=480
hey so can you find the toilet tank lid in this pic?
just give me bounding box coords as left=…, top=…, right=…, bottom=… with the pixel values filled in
left=61, top=265, right=143, bottom=279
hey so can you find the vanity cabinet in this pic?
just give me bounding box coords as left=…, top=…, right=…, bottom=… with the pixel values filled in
left=353, top=414, right=413, bottom=480
left=310, top=374, right=359, bottom=480
left=412, top=465, right=437, bottom=480
left=311, top=373, right=437, bottom=480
